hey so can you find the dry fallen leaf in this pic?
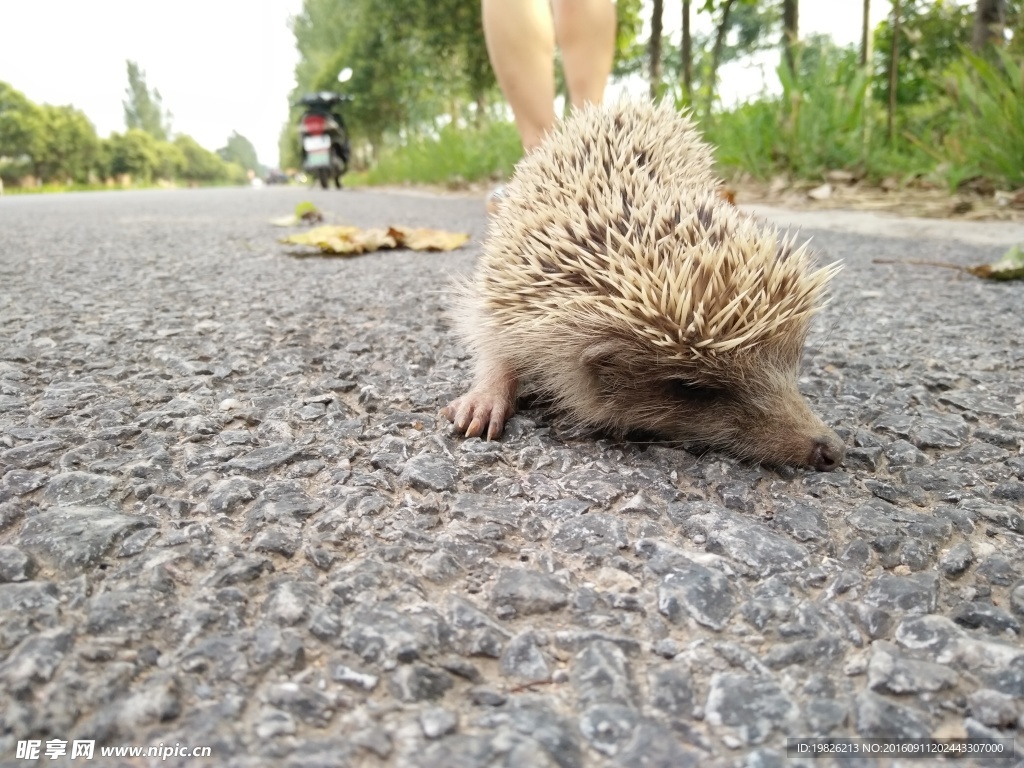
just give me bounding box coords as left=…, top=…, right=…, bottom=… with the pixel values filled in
left=351, top=228, right=398, bottom=252
left=282, top=225, right=359, bottom=251
left=388, top=226, right=470, bottom=251
left=966, top=245, right=1024, bottom=280
left=281, top=224, right=469, bottom=256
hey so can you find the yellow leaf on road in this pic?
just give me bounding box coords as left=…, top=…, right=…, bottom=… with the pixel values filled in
left=282, top=225, right=360, bottom=249
left=388, top=226, right=471, bottom=251
left=281, top=223, right=469, bottom=256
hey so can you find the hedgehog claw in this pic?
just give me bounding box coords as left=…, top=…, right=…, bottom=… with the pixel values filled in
left=486, top=420, right=503, bottom=442
left=442, top=392, right=515, bottom=441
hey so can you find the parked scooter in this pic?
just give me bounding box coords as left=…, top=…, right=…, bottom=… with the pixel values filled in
left=296, top=68, right=353, bottom=189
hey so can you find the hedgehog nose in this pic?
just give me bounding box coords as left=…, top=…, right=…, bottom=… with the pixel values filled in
left=810, top=437, right=844, bottom=472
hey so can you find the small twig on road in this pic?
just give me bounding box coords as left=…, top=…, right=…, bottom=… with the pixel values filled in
left=872, top=258, right=968, bottom=272
left=507, top=679, right=555, bottom=693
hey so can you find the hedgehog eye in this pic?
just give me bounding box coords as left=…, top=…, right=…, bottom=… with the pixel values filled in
left=666, top=379, right=724, bottom=403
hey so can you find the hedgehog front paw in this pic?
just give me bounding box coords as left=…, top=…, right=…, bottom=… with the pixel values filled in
left=442, top=392, right=515, bottom=441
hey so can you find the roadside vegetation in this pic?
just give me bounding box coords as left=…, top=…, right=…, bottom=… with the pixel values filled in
left=349, top=121, right=522, bottom=188
left=2, top=1, right=1020, bottom=198
left=0, top=62, right=258, bottom=192
left=293, top=0, right=1022, bottom=198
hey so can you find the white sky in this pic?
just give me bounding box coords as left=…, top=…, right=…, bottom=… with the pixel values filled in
left=0, top=1, right=894, bottom=167
left=0, top=0, right=305, bottom=168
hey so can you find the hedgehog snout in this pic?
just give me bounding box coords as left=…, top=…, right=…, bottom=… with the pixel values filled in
left=809, top=434, right=845, bottom=472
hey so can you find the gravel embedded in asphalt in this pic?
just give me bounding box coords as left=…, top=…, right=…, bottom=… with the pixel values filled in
left=0, top=186, right=1022, bottom=767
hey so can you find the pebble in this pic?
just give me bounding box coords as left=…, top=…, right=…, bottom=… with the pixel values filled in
left=939, top=541, right=974, bottom=577
left=854, top=691, right=932, bottom=739
left=19, top=506, right=156, bottom=575
left=864, top=572, right=939, bottom=614
left=226, top=443, right=308, bottom=473
left=419, top=707, right=458, bottom=739
left=0, top=546, right=34, bottom=582
left=399, top=453, right=458, bottom=492
left=705, top=672, right=798, bottom=745
left=966, top=688, right=1019, bottom=729
left=389, top=664, right=454, bottom=702
left=950, top=601, right=1021, bottom=635
left=866, top=640, right=958, bottom=693
left=262, top=682, right=335, bottom=727
left=571, top=639, right=636, bottom=707
left=658, top=562, right=735, bottom=630
left=490, top=567, right=570, bottom=616
left=500, top=631, right=550, bottom=681
left=579, top=702, right=641, bottom=756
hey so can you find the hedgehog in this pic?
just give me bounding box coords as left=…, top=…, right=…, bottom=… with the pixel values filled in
left=441, top=100, right=845, bottom=471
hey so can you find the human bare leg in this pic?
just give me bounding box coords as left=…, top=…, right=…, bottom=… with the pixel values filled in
left=481, top=0, right=558, bottom=152
left=553, top=0, right=617, bottom=108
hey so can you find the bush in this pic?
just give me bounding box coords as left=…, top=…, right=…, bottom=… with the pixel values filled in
left=707, top=42, right=888, bottom=180
left=355, top=120, right=522, bottom=186
left=941, top=48, right=1024, bottom=189
left=107, top=129, right=160, bottom=183
left=154, top=141, right=187, bottom=181
left=174, top=135, right=230, bottom=183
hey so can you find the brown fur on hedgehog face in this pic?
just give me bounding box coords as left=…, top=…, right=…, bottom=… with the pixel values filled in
left=573, top=336, right=843, bottom=470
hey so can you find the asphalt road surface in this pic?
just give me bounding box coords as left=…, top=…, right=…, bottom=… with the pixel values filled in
left=0, top=186, right=1022, bottom=767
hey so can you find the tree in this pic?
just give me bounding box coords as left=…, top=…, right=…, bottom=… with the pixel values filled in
left=649, top=0, right=665, bottom=97
left=0, top=82, right=42, bottom=175
left=1, top=83, right=40, bottom=157
left=614, top=0, right=638, bottom=63
left=217, top=131, right=259, bottom=172
left=288, top=0, right=647, bottom=160
left=408, top=0, right=495, bottom=116
left=874, top=0, right=975, bottom=107
left=154, top=140, right=186, bottom=180
left=613, top=0, right=645, bottom=77
left=973, top=0, right=1007, bottom=50
left=123, top=60, right=172, bottom=140
left=290, top=0, right=432, bottom=152
left=31, top=104, right=99, bottom=183
left=887, top=0, right=901, bottom=142
left=289, top=0, right=501, bottom=155
left=174, top=135, right=229, bottom=182
left=672, top=0, right=775, bottom=114
left=706, top=0, right=739, bottom=113
left=107, top=129, right=160, bottom=183
left=681, top=0, right=694, bottom=100
left=861, top=0, right=873, bottom=66
left=782, top=0, right=799, bottom=72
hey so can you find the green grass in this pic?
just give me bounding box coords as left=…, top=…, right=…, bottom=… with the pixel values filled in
left=705, top=49, right=927, bottom=184
left=0, top=179, right=247, bottom=195
left=941, top=48, right=1024, bottom=189
left=1, top=181, right=126, bottom=195
left=706, top=47, right=1024, bottom=191
left=348, top=120, right=522, bottom=188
